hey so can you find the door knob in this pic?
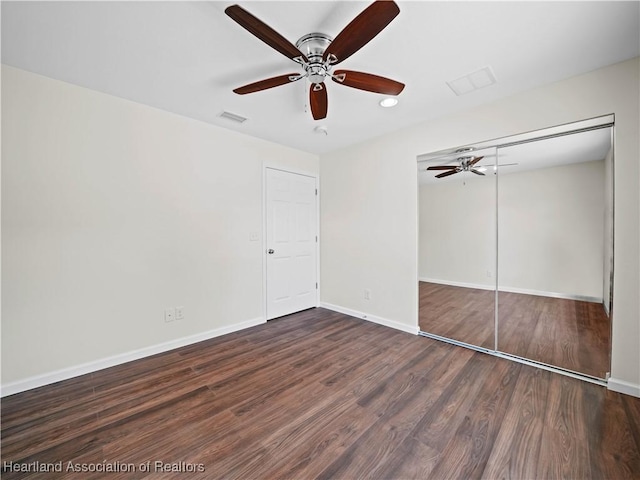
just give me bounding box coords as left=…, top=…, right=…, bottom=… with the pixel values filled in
left=267, top=249, right=275, bottom=254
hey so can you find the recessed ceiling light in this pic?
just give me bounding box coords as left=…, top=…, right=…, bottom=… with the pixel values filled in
left=379, top=98, right=398, bottom=108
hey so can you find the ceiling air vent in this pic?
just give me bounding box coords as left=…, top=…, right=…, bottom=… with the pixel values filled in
left=447, top=66, right=497, bottom=96
left=219, top=111, right=248, bottom=124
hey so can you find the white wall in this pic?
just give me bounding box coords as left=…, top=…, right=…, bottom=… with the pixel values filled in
left=1, top=65, right=318, bottom=388
left=320, top=57, right=639, bottom=392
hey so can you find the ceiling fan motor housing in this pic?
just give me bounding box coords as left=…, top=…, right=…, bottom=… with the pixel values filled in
left=296, top=33, right=333, bottom=84
left=458, top=156, right=473, bottom=171
left=455, top=149, right=476, bottom=171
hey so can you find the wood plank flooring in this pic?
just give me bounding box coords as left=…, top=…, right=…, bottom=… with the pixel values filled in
left=2, top=307, right=638, bottom=479
left=419, top=282, right=495, bottom=350
left=419, top=282, right=611, bottom=378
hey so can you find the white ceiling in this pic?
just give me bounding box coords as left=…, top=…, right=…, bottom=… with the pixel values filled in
left=2, top=1, right=638, bottom=155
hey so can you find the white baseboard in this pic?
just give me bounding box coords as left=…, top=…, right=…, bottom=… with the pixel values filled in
left=419, top=277, right=494, bottom=291
left=320, top=302, right=419, bottom=335
left=498, top=286, right=602, bottom=303
left=419, top=277, right=603, bottom=303
left=1, top=316, right=266, bottom=397
left=608, top=377, right=640, bottom=398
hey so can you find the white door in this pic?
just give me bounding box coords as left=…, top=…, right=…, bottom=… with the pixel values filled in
left=265, top=168, right=318, bottom=320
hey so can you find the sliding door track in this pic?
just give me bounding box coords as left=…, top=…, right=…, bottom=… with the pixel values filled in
left=418, top=330, right=608, bottom=387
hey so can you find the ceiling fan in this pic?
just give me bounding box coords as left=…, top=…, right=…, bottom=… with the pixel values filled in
left=426, top=156, right=519, bottom=179
left=225, top=1, right=405, bottom=120
left=427, top=155, right=486, bottom=179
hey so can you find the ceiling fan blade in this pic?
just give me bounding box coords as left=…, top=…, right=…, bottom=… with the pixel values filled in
left=323, top=1, right=400, bottom=65
left=427, top=165, right=458, bottom=171
left=332, top=70, right=404, bottom=95
left=233, top=73, right=301, bottom=95
left=436, top=169, right=460, bottom=179
left=225, top=5, right=307, bottom=62
left=469, top=156, right=484, bottom=166
left=310, top=84, right=328, bottom=120
left=471, top=169, right=486, bottom=176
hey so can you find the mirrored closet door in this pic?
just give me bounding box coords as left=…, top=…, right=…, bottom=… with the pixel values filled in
left=496, top=127, right=613, bottom=379
left=417, top=117, right=613, bottom=381
left=418, top=147, right=497, bottom=351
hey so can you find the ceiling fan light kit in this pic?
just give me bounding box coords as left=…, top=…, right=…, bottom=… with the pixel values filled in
left=225, top=1, right=405, bottom=121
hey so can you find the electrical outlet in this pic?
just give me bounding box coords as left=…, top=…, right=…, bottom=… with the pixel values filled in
left=249, top=232, right=259, bottom=241
left=364, top=289, right=371, bottom=300
left=486, top=270, right=493, bottom=278
left=165, top=308, right=175, bottom=323
left=175, top=306, right=184, bottom=321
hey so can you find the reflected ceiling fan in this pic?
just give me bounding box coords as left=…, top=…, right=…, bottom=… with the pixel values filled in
left=225, top=1, right=405, bottom=120
left=426, top=148, right=518, bottom=179
left=428, top=155, right=486, bottom=179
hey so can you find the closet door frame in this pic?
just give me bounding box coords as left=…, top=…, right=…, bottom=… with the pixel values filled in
left=417, top=114, right=614, bottom=386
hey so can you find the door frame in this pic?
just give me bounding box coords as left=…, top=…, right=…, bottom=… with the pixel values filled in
left=262, top=165, right=320, bottom=321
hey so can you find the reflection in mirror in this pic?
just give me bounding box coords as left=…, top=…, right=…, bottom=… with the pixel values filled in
left=496, top=127, right=612, bottom=379
left=418, top=147, right=496, bottom=350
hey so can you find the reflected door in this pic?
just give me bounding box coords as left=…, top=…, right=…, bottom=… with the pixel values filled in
left=418, top=147, right=497, bottom=350
left=496, top=128, right=612, bottom=378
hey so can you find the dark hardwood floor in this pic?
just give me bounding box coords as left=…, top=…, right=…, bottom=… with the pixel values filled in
left=2, top=308, right=638, bottom=479
left=419, top=282, right=495, bottom=350
left=419, top=281, right=611, bottom=378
